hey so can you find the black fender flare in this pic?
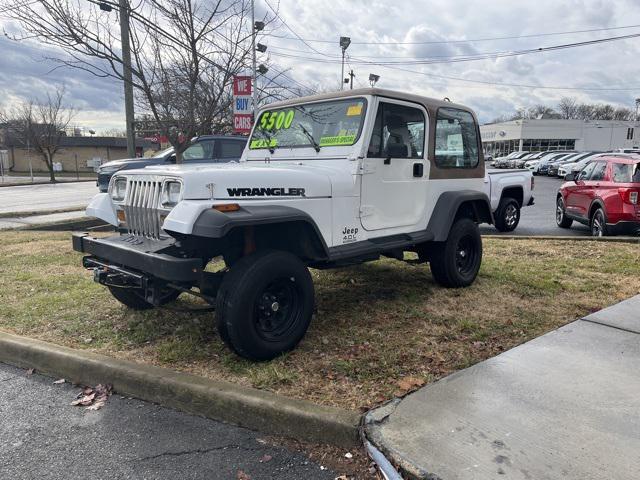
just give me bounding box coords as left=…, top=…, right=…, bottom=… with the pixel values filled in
left=189, top=204, right=330, bottom=258
left=426, top=190, right=493, bottom=241
left=588, top=198, right=607, bottom=222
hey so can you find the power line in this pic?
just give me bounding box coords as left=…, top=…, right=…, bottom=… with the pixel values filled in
left=265, top=23, right=640, bottom=45
left=262, top=0, right=332, bottom=58
left=372, top=62, right=640, bottom=92
left=267, top=31, right=640, bottom=66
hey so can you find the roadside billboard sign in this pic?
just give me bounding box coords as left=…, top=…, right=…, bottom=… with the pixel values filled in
left=233, top=75, right=253, bottom=134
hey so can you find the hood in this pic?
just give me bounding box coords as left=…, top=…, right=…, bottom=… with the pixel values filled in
left=100, top=157, right=157, bottom=170
left=126, top=161, right=344, bottom=199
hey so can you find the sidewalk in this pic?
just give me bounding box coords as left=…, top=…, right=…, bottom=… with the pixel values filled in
left=365, top=296, right=640, bottom=480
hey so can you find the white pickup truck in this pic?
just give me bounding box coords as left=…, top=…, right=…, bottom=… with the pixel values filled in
left=74, top=88, right=495, bottom=360
left=484, top=169, right=535, bottom=232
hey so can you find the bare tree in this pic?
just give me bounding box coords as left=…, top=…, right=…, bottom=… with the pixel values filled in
left=0, top=88, right=76, bottom=182
left=557, top=97, right=579, bottom=119
left=3, top=0, right=274, bottom=162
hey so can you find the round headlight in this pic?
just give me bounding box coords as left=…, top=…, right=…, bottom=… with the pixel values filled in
left=161, top=181, right=182, bottom=208
left=110, top=177, right=127, bottom=202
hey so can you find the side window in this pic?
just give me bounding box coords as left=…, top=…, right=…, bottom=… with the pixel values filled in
left=183, top=140, right=216, bottom=161
left=577, top=161, right=596, bottom=181
left=611, top=163, right=632, bottom=183
left=219, top=140, right=245, bottom=159
left=435, top=108, right=479, bottom=168
left=367, top=103, right=425, bottom=159
left=589, top=161, right=607, bottom=181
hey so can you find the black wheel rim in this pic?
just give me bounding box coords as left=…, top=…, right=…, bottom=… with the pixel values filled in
left=455, top=235, right=478, bottom=276
left=254, top=278, right=302, bottom=342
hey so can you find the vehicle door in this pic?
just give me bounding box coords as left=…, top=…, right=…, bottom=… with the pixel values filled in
left=586, top=160, right=609, bottom=211
left=182, top=139, right=217, bottom=163
left=360, top=99, right=428, bottom=231
left=565, top=161, right=597, bottom=218
left=215, top=139, right=246, bottom=163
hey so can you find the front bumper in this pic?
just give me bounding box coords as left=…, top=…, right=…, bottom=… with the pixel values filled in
left=72, top=232, right=203, bottom=283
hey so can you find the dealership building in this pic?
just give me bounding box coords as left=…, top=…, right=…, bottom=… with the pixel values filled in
left=480, top=119, right=640, bottom=157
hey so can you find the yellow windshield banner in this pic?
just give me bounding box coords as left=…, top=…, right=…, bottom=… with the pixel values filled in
left=346, top=104, right=363, bottom=116
left=319, top=135, right=356, bottom=147
left=250, top=138, right=278, bottom=149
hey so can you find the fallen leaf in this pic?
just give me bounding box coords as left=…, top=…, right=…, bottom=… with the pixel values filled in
left=53, top=379, right=65, bottom=384
left=344, top=452, right=353, bottom=459
left=86, top=397, right=106, bottom=411
left=396, top=376, right=425, bottom=392
left=259, top=454, right=272, bottom=463
left=26, top=368, right=34, bottom=376
left=71, top=393, right=95, bottom=406
left=236, top=470, right=251, bottom=480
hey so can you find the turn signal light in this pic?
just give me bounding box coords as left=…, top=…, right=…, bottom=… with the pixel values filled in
left=117, top=210, right=126, bottom=222
left=213, top=203, right=241, bottom=212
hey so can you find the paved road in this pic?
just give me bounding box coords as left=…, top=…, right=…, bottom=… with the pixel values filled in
left=480, top=173, right=590, bottom=236
left=0, top=362, right=337, bottom=480
left=0, top=182, right=97, bottom=215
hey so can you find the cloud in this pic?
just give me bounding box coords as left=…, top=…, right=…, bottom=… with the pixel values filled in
left=2, top=0, right=640, bottom=129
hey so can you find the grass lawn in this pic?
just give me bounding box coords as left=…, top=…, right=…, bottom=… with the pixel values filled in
left=1, top=230, right=638, bottom=411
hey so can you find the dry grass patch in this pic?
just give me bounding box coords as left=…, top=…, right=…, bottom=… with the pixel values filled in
left=0, top=231, right=638, bottom=410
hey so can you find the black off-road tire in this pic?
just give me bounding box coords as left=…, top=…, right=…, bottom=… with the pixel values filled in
left=215, top=250, right=314, bottom=361
left=429, top=218, right=482, bottom=288
left=494, top=197, right=521, bottom=232
left=556, top=196, right=573, bottom=228
left=107, top=286, right=180, bottom=310
left=590, top=208, right=608, bottom=237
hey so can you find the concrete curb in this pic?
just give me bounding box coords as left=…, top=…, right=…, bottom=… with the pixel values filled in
left=484, top=234, right=640, bottom=243
left=0, top=331, right=361, bottom=447
left=0, top=207, right=87, bottom=219
left=21, top=217, right=109, bottom=232
left=0, top=178, right=96, bottom=188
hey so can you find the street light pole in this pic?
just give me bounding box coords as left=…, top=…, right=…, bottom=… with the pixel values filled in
left=119, top=0, right=136, bottom=158
left=339, top=36, right=351, bottom=91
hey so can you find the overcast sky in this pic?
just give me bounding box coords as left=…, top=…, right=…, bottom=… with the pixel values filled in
left=1, top=0, right=640, bottom=132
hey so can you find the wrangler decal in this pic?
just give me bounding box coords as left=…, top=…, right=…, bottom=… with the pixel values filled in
left=227, top=187, right=306, bottom=197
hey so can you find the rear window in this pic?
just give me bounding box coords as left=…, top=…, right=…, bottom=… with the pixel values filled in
left=611, top=162, right=640, bottom=183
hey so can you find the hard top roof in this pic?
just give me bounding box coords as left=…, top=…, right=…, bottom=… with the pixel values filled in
left=263, top=87, right=472, bottom=113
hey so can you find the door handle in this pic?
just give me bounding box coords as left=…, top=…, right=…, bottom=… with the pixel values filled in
left=413, top=163, right=424, bottom=177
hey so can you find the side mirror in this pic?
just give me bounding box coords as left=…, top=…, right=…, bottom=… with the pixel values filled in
left=167, top=155, right=176, bottom=163
left=564, top=172, right=576, bottom=181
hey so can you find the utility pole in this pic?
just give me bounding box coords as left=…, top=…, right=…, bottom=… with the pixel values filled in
left=348, top=69, right=355, bottom=90
left=119, top=0, right=136, bottom=158
left=251, top=0, right=257, bottom=118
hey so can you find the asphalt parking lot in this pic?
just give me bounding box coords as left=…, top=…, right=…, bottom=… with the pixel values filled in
left=0, top=363, right=337, bottom=480
left=480, top=173, right=591, bottom=236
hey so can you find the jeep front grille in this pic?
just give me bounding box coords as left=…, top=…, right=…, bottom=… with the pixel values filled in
left=123, top=179, right=163, bottom=239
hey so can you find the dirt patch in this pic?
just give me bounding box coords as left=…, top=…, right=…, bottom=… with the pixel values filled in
left=1, top=231, right=639, bottom=412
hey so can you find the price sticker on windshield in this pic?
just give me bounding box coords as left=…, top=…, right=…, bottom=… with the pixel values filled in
left=259, top=109, right=295, bottom=131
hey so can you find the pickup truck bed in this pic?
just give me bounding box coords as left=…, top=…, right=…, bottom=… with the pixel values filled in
left=484, top=169, right=534, bottom=232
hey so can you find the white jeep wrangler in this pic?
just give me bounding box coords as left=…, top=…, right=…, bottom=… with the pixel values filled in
left=74, top=88, right=493, bottom=360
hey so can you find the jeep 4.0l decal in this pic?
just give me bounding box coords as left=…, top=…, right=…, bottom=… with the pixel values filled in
left=226, top=187, right=306, bottom=197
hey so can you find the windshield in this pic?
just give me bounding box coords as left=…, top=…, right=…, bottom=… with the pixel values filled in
left=151, top=147, right=174, bottom=159
left=249, top=98, right=367, bottom=151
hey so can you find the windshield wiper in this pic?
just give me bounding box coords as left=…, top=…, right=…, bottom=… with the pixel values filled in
left=298, top=124, right=320, bottom=152
left=256, top=130, right=277, bottom=154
